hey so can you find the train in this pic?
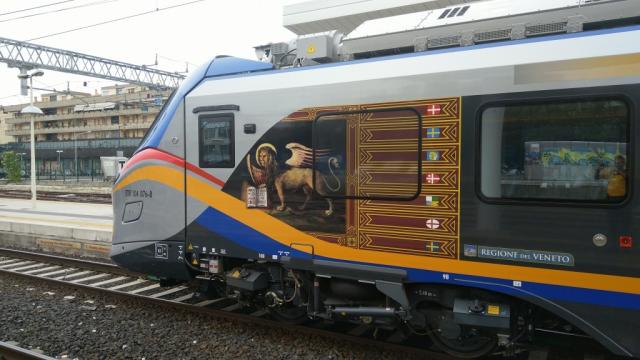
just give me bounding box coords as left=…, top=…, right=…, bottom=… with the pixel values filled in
left=110, top=0, right=640, bottom=357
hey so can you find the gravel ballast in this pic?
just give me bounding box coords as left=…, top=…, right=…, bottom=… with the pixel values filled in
left=0, top=274, right=423, bottom=359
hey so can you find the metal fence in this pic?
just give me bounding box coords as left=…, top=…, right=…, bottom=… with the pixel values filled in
left=3, top=157, right=106, bottom=182
left=0, top=138, right=141, bottom=152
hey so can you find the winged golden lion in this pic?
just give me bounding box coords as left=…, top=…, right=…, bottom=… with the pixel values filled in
left=246, top=142, right=340, bottom=216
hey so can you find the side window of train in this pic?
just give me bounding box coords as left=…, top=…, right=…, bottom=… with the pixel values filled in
left=479, top=98, right=630, bottom=203
left=313, top=108, right=422, bottom=201
left=199, top=114, right=235, bottom=168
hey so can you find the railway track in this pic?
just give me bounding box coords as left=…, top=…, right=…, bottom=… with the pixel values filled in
left=0, top=190, right=111, bottom=204
left=0, top=248, right=457, bottom=360
left=0, top=340, right=54, bottom=360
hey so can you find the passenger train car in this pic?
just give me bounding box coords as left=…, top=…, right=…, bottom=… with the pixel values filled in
left=111, top=1, right=640, bottom=357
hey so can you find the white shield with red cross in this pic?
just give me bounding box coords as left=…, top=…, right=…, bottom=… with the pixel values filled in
left=426, top=219, right=441, bottom=230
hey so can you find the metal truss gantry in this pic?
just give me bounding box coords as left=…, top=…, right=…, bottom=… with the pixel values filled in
left=0, top=37, right=185, bottom=89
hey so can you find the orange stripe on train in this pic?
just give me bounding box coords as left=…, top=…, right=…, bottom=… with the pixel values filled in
left=114, top=164, right=640, bottom=296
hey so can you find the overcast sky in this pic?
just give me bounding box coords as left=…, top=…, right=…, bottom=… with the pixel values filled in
left=0, top=0, right=301, bottom=106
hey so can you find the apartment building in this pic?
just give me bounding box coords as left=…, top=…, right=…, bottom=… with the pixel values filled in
left=0, top=85, right=171, bottom=179
left=0, top=111, right=13, bottom=145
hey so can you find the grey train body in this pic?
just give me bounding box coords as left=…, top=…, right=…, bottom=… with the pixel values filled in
left=112, top=25, right=640, bottom=358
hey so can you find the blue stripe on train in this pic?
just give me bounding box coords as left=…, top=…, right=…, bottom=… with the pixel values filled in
left=195, top=207, right=309, bottom=259
left=406, top=269, right=640, bottom=311
left=195, top=206, right=640, bottom=311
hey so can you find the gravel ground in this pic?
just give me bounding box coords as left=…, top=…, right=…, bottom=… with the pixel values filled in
left=0, top=274, right=423, bottom=360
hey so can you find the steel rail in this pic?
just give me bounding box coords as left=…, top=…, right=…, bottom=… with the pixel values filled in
left=0, top=249, right=454, bottom=360
left=0, top=248, right=127, bottom=275
left=0, top=341, right=56, bottom=360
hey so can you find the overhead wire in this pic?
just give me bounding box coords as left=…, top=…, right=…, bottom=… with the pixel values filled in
left=0, top=0, right=76, bottom=17
left=0, top=93, right=24, bottom=100
left=0, top=0, right=121, bottom=24
left=34, top=79, right=116, bottom=87
left=0, top=0, right=203, bottom=95
left=26, top=0, right=207, bottom=42
left=157, top=54, right=198, bottom=69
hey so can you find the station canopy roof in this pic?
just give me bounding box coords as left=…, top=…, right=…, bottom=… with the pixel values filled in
left=283, top=0, right=479, bottom=35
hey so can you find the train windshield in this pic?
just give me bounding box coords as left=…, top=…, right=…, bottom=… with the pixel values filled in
left=138, top=89, right=177, bottom=147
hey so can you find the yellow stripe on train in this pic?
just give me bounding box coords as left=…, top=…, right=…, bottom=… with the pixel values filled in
left=115, top=164, right=640, bottom=296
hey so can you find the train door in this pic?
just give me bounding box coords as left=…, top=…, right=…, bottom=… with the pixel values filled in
left=458, top=85, right=639, bottom=356
left=184, top=104, right=240, bottom=267
left=308, top=101, right=461, bottom=260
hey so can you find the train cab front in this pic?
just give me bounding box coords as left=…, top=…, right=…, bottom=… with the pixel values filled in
left=108, top=59, right=215, bottom=281
left=109, top=146, right=192, bottom=282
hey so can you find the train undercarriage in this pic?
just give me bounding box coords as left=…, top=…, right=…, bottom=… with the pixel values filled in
left=183, top=258, right=595, bottom=359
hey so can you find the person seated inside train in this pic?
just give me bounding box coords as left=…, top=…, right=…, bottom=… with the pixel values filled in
left=595, top=154, right=627, bottom=199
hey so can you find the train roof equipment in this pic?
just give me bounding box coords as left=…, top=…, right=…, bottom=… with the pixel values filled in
left=256, top=0, right=640, bottom=67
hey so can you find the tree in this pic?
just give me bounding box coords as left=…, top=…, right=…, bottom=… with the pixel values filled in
left=1, top=151, right=21, bottom=183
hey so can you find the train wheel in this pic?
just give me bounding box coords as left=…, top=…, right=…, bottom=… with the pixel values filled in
left=424, top=309, right=497, bottom=358
left=266, top=270, right=310, bottom=325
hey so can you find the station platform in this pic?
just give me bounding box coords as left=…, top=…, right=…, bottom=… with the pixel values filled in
left=0, top=198, right=113, bottom=259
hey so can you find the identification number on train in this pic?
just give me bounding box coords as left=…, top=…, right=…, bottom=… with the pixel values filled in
left=124, top=189, right=153, bottom=198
